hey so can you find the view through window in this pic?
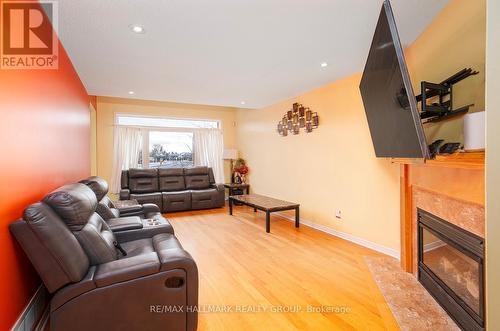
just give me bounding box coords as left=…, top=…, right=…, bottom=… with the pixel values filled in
left=148, top=131, right=193, bottom=168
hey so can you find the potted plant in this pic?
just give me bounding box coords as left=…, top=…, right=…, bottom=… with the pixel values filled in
left=233, top=158, right=249, bottom=184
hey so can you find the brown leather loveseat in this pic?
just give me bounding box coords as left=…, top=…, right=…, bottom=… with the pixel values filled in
left=120, top=166, right=225, bottom=213
left=10, top=183, right=198, bottom=331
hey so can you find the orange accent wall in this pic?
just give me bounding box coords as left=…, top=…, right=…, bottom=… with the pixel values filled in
left=0, top=2, right=90, bottom=329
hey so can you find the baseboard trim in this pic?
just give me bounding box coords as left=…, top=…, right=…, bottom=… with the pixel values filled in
left=276, top=212, right=401, bottom=260
left=11, top=285, right=49, bottom=331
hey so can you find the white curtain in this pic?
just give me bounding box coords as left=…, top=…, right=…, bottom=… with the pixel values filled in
left=111, top=127, right=142, bottom=193
left=193, top=129, right=224, bottom=183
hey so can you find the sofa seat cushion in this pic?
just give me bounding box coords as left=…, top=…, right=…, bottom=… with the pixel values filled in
left=107, top=216, right=143, bottom=232
left=130, top=192, right=162, bottom=210
left=191, top=189, right=219, bottom=210
left=162, top=191, right=191, bottom=212
left=121, top=238, right=155, bottom=258
left=94, top=252, right=160, bottom=287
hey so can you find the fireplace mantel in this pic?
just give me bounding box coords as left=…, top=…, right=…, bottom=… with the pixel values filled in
left=425, top=151, right=485, bottom=169
left=392, top=151, right=485, bottom=169
left=399, top=151, right=485, bottom=273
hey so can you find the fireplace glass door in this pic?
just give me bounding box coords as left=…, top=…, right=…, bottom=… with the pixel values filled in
left=421, top=227, right=480, bottom=315
left=418, top=208, right=484, bottom=331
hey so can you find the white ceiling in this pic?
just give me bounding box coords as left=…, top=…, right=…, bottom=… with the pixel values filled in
left=56, top=0, right=448, bottom=109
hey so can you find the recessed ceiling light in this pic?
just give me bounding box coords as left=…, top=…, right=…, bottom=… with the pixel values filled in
left=320, top=62, right=328, bottom=68
left=241, top=101, right=246, bottom=105
left=129, top=24, right=145, bottom=34
left=128, top=91, right=135, bottom=95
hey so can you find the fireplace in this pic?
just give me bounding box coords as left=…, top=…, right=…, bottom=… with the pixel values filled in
left=417, top=208, right=485, bottom=331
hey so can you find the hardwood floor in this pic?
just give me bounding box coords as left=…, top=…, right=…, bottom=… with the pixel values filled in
left=167, top=206, right=400, bottom=331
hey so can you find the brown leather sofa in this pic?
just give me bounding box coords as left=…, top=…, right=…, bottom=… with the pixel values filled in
left=120, top=166, right=225, bottom=213
left=10, top=183, right=198, bottom=331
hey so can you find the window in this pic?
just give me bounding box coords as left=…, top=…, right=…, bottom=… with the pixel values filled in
left=115, top=115, right=220, bottom=169
left=148, top=131, right=193, bottom=168
left=116, top=115, right=219, bottom=129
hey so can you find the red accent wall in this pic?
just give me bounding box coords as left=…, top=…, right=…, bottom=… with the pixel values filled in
left=0, top=2, right=90, bottom=329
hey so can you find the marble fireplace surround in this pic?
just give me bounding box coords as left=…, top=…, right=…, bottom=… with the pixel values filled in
left=399, top=154, right=485, bottom=274
left=411, top=186, right=485, bottom=274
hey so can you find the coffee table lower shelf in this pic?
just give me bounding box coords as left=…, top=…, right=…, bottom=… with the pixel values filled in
left=228, top=194, right=300, bottom=233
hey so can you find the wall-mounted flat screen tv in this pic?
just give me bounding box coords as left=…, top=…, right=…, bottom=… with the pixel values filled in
left=359, top=0, right=430, bottom=159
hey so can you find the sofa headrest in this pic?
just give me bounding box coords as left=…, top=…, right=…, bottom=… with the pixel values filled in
left=21, top=202, right=90, bottom=289
left=80, top=176, right=108, bottom=201
left=184, top=166, right=209, bottom=176
left=158, top=168, right=184, bottom=177
left=129, top=168, right=158, bottom=178
left=43, top=183, right=97, bottom=231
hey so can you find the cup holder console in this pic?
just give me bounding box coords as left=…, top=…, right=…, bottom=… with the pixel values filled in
left=143, top=218, right=163, bottom=227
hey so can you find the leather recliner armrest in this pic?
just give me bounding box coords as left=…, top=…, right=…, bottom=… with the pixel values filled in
left=94, top=252, right=160, bottom=287
left=119, top=189, right=131, bottom=200
left=210, top=183, right=224, bottom=192
left=156, top=247, right=198, bottom=331
left=210, top=183, right=225, bottom=207
left=107, top=216, right=143, bottom=232
left=120, top=203, right=161, bottom=217
left=141, top=203, right=160, bottom=214
left=157, top=248, right=198, bottom=274
left=116, top=204, right=143, bottom=215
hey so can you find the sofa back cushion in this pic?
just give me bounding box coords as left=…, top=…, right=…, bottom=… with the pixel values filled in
left=96, top=196, right=120, bottom=220
left=73, top=213, right=118, bottom=265
left=43, top=184, right=98, bottom=231
left=208, top=168, right=216, bottom=184
left=184, top=166, right=210, bottom=190
left=158, top=168, right=186, bottom=191
left=19, top=202, right=90, bottom=292
left=128, top=168, right=159, bottom=193
left=80, top=176, right=109, bottom=201
left=42, top=183, right=118, bottom=265
left=121, top=170, right=129, bottom=189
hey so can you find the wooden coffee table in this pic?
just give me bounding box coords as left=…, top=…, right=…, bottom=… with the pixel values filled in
left=229, top=194, right=299, bottom=233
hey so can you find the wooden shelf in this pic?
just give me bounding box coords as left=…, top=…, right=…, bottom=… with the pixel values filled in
left=424, top=151, right=484, bottom=169
left=391, top=151, right=485, bottom=169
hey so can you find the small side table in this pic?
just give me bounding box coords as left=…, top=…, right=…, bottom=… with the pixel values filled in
left=224, top=183, right=250, bottom=196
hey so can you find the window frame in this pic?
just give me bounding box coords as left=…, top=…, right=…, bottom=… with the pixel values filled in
left=114, top=114, right=221, bottom=169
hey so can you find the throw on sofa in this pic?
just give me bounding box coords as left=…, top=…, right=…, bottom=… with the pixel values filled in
left=120, top=166, right=225, bottom=213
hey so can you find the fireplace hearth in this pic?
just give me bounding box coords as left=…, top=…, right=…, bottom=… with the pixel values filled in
left=418, top=208, right=485, bottom=331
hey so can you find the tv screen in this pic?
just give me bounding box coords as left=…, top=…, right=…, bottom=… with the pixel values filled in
left=359, top=0, right=430, bottom=159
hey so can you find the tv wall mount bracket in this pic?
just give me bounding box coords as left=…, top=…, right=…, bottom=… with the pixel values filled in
left=399, top=68, right=478, bottom=124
